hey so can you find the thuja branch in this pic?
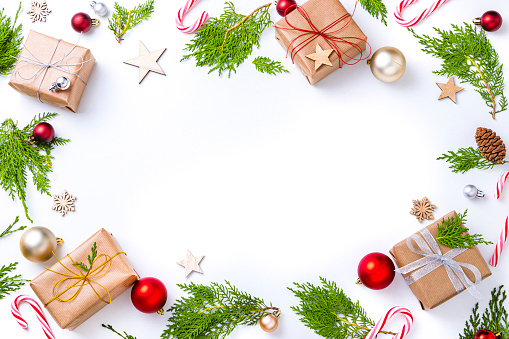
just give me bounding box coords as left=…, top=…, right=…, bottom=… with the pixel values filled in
left=335, top=315, right=396, bottom=335
left=0, top=2, right=23, bottom=76
left=221, top=3, right=271, bottom=49
left=436, top=210, right=492, bottom=249
left=0, top=216, right=26, bottom=238
left=0, top=262, right=27, bottom=299
left=102, top=324, right=137, bottom=339
left=107, top=0, right=154, bottom=43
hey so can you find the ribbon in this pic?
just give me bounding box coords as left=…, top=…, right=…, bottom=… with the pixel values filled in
left=43, top=251, right=125, bottom=307
left=396, top=228, right=482, bottom=300
left=274, top=2, right=371, bottom=66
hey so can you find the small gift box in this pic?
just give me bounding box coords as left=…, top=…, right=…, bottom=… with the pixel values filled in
left=8, top=30, right=95, bottom=113
left=274, top=0, right=367, bottom=85
left=390, top=211, right=491, bottom=310
left=30, top=229, right=138, bottom=330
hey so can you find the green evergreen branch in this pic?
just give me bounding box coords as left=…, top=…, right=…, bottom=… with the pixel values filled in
left=102, top=324, right=137, bottom=339
left=0, top=3, right=23, bottom=76
left=0, top=113, right=69, bottom=222
left=252, top=56, right=288, bottom=75
left=436, top=210, right=492, bottom=249
left=182, top=2, right=272, bottom=77
left=0, top=262, right=27, bottom=299
left=460, top=286, right=508, bottom=339
left=108, top=0, right=154, bottom=43
left=410, top=24, right=507, bottom=119
left=72, top=242, right=97, bottom=272
left=0, top=216, right=26, bottom=238
left=162, top=281, right=279, bottom=339
left=437, top=147, right=502, bottom=173
left=358, top=0, right=387, bottom=25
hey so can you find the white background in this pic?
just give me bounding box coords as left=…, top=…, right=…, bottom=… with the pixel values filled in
left=1, top=0, right=509, bottom=338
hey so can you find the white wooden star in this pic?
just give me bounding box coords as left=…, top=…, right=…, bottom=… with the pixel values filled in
left=124, top=41, right=166, bottom=84
left=177, top=250, right=204, bottom=278
left=306, top=44, right=334, bottom=71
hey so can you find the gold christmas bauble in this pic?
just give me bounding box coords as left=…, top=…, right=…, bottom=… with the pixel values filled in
left=20, top=227, right=58, bottom=262
left=369, top=47, right=406, bottom=82
left=260, top=313, right=279, bottom=332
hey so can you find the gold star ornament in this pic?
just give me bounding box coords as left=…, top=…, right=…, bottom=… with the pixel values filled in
left=306, top=44, right=334, bottom=71
left=124, top=41, right=166, bottom=84
left=177, top=250, right=204, bottom=278
left=436, top=76, right=464, bottom=103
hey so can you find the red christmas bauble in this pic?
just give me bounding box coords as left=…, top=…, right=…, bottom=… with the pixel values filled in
left=131, top=277, right=168, bottom=313
left=71, top=12, right=93, bottom=33
left=276, top=0, right=297, bottom=16
left=481, top=11, right=502, bottom=32
left=474, top=330, right=497, bottom=339
left=357, top=252, right=395, bottom=290
left=32, top=122, right=55, bottom=143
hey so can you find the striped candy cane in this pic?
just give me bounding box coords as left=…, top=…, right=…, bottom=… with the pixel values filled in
left=11, top=294, right=55, bottom=339
left=176, top=0, right=209, bottom=33
left=495, top=171, right=509, bottom=199
left=394, top=0, right=451, bottom=27
left=490, top=216, right=509, bottom=267
left=364, top=307, right=413, bottom=339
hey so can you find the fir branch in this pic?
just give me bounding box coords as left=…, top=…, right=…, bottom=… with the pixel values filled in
left=107, top=0, right=154, bottom=43
left=436, top=210, right=492, bottom=249
left=358, top=0, right=387, bottom=25
left=0, top=113, right=69, bottom=222
left=252, top=56, right=288, bottom=75
left=0, top=262, right=27, bottom=299
left=72, top=242, right=97, bottom=272
left=289, top=277, right=395, bottom=339
left=162, top=281, right=279, bottom=339
left=437, top=147, right=502, bottom=173
left=460, top=286, right=508, bottom=339
left=410, top=24, right=507, bottom=119
left=0, top=216, right=26, bottom=238
left=182, top=2, right=272, bottom=77
left=102, top=324, right=137, bottom=339
left=0, top=3, right=23, bottom=76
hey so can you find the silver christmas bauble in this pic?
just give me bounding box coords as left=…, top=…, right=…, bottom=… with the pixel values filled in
left=463, top=185, right=485, bottom=199
left=49, top=76, right=70, bottom=91
left=90, top=1, right=108, bottom=16
left=369, top=47, right=406, bottom=82
left=20, top=227, right=58, bottom=262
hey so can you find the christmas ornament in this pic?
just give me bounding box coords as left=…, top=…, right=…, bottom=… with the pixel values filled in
left=275, top=0, right=297, bottom=16
left=364, top=306, right=413, bottom=339
left=368, top=47, right=406, bottom=82
left=52, top=190, right=77, bottom=216
left=109, top=0, right=154, bottom=42
left=410, top=197, right=436, bottom=222
left=131, top=277, right=168, bottom=314
left=90, top=1, right=108, bottom=17
left=394, top=0, right=449, bottom=27
left=436, top=210, right=491, bottom=249
left=463, top=185, right=485, bottom=199
left=490, top=216, right=508, bottom=267
left=476, top=127, right=506, bottom=164
left=495, top=171, right=509, bottom=199
left=11, top=294, right=55, bottom=339
left=0, top=216, right=26, bottom=239
left=71, top=12, right=99, bottom=33
left=0, top=263, right=26, bottom=299
left=474, top=330, right=498, bottom=339
left=357, top=252, right=395, bottom=290
left=177, top=249, right=204, bottom=277
left=0, top=3, right=23, bottom=76
left=26, top=0, right=52, bottom=23
left=31, top=122, right=55, bottom=143
left=473, top=11, right=503, bottom=32
left=437, top=76, right=464, bottom=103
left=176, top=0, right=209, bottom=33
left=124, top=41, right=166, bottom=84
left=49, top=76, right=70, bottom=92
left=259, top=311, right=281, bottom=332
left=306, top=44, right=333, bottom=71
left=19, top=227, right=62, bottom=263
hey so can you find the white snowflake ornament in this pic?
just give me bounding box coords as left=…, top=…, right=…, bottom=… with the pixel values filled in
left=26, top=1, right=52, bottom=23
left=52, top=190, right=77, bottom=216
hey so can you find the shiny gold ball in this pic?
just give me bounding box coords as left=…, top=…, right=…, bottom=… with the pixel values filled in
left=369, top=46, right=406, bottom=82
left=260, top=313, right=279, bottom=332
left=20, top=227, right=57, bottom=262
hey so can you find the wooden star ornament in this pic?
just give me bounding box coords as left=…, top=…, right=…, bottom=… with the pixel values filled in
left=124, top=41, right=166, bottom=84
left=436, top=76, right=464, bottom=103
left=177, top=250, right=204, bottom=278
left=306, top=44, right=334, bottom=71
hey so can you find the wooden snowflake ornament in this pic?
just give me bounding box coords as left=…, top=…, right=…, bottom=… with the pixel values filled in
left=410, top=197, right=436, bottom=222
left=26, top=1, right=52, bottom=23
left=52, top=190, right=76, bottom=216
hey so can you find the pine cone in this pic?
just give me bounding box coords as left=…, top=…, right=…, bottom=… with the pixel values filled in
left=475, top=127, right=506, bottom=164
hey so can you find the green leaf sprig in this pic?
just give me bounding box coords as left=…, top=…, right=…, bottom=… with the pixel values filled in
left=0, top=216, right=26, bottom=238
left=0, top=3, right=23, bottom=76
left=437, top=146, right=503, bottom=173
left=436, top=210, right=492, bottom=249
left=410, top=24, right=507, bottom=119
left=102, top=324, right=137, bottom=339
left=0, top=262, right=27, bottom=299
left=358, top=0, right=387, bottom=25
left=108, top=0, right=154, bottom=43
left=72, top=242, right=97, bottom=272
left=252, top=56, right=288, bottom=75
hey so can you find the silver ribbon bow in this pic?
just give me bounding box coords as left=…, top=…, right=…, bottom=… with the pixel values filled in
left=396, top=227, right=483, bottom=300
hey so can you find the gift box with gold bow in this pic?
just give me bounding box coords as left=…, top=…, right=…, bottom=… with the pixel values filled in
left=30, top=229, right=138, bottom=330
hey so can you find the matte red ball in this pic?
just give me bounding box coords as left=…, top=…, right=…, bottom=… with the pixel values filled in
left=71, top=12, right=93, bottom=33
left=276, top=0, right=297, bottom=16
left=474, top=330, right=497, bottom=339
left=357, top=252, right=395, bottom=290
left=32, top=122, right=55, bottom=143
left=481, top=11, right=502, bottom=32
left=131, top=277, right=167, bottom=313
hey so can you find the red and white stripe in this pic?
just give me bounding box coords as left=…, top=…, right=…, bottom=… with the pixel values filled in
left=394, top=0, right=451, bottom=27
left=176, top=0, right=209, bottom=33
left=495, top=171, right=509, bottom=199
left=490, top=216, right=509, bottom=267
left=11, top=294, right=55, bottom=339
left=364, top=306, right=413, bottom=339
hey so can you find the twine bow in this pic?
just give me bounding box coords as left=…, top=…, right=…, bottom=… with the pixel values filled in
left=43, top=251, right=124, bottom=307
left=396, top=228, right=483, bottom=300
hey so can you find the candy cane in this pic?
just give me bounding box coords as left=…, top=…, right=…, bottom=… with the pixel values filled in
left=176, top=0, right=209, bottom=33
left=490, top=216, right=509, bottom=267
left=495, top=171, right=509, bottom=199
left=11, top=294, right=55, bottom=339
left=394, top=0, right=451, bottom=27
left=364, top=306, right=413, bottom=339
